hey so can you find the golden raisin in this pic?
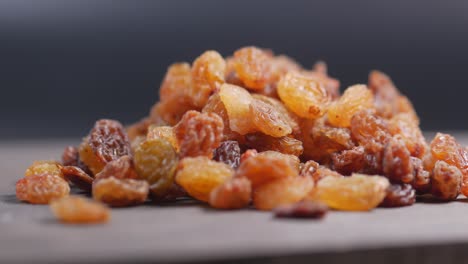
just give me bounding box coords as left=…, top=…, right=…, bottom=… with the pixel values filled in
left=389, top=113, right=426, bottom=158
left=16, top=174, right=70, bottom=204
left=93, top=177, right=149, bottom=207
left=350, top=109, right=391, bottom=154
left=233, top=46, right=271, bottom=90
left=202, top=93, right=243, bottom=141
left=146, top=125, right=179, bottom=151
left=175, top=157, right=233, bottom=202
left=50, top=196, right=110, bottom=224
left=251, top=94, right=300, bottom=135
left=218, top=83, right=256, bottom=135
left=190, top=51, right=226, bottom=107
left=253, top=176, right=314, bottom=211
left=25, top=160, right=63, bottom=178
left=277, top=72, right=330, bottom=119
left=94, top=155, right=139, bottom=181
left=249, top=98, right=292, bottom=137
left=209, top=177, right=252, bottom=209
left=313, top=174, right=389, bottom=211
left=174, top=110, right=224, bottom=158
left=431, top=160, right=462, bottom=201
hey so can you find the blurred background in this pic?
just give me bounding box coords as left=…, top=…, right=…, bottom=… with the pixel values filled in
left=1, top=0, right=467, bottom=139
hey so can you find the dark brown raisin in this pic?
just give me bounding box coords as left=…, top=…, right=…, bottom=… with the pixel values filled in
left=379, top=184, right=415, bottom=208
left=61, top=166, right=94, bottom=192
left=213, top=141, right=241, bottom=169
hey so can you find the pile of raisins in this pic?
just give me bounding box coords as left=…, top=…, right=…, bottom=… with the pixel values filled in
left=15, top=46, right=468, bottom=224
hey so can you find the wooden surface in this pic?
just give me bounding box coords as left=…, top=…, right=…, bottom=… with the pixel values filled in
left=2, top=134, right=468, bottom=264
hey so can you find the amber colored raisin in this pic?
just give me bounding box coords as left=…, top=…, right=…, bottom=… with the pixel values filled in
left=277, top=72, right=330, bottom=119
left=190, top=51, right=226, bottom=107
left=411, top=157, right=431, bottom=194
left=233, top=46, right=271, bottom=90
left=236, top=152, right=299, bottom=189
left=159, top=62, right=192, bottom=103
left=300, top=160, right=320, bottom=178
left=62, top=146, right=79, bottom=167
left=311, top=166, right=342, bottom=183
left=93, top=177, right=149, bottom=207
left=269, top=55, right=302, bottom=83
left=16, top=174, right=70, bottom=204
left=245, top=133, right=303, bottom=157
left=25, top=160, right=63, bottom=178
left=176, top=157, right=233, bottom=202
left=253, top=176, right=314, bottom=211
left=313, top=174, right=389, bottom=211
left=94, top=155, right=139, bottom=182
left=249, top=98, right=292, bottom=137
left=379, top=184, right=415, bottom=208
left=327, top=84, right=374, bottom=128
left=431, top=161, right=462, bottom=201
left=350, top=109, right=391, bottom=154
left=251, top=94, right=300, bottom=135
left=274, top=200, right=328, bottom=219
left=259, top=151, right=300, bottom=170
left=202, top=93, right=243, bottom=142
left=174, top=110, right=224, bottom=158
left=146, top=125, right=179, bottom=151
left=224, top=56, right=244, bottom=86
left=209, top=177, right=252, bottom=209
left=134, top=138, right=178, bottom=199
left=331, top=146, right=367, bottom=175
left=389, top=113, right=426, bottom=158
left=382, top=136, right=414, bottom=184
left=61, top=166, right=94, bottom=192
left=50, top=196, right=110, bottom=224
left=218, top=84, right=256, bottom=135
left=240, top=149, right=258, bottom=163
left=310, top=61, right=341, bottom=100
left=213, top=140, right=241, bottom=169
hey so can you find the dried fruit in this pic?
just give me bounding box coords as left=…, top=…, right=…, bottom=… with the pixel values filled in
left=431, top=161, right=462, bottom=200
left=94, top=155, right=139, bottom=181
left=146, top=125, right=179, bottom=151
left=350, top=109, right=391, bottom=154
left=389, top=113, right=426, bottom=158
left=190, top=51, right=226, bottom=107
left=236, top=152, right=298, bottom=189
left=277, top=72, right=330, bottom=119
left=253, top=176, right=314, bottom=211
left=411, top=157, right=431, bottom=193
left=380, top=184, right=415, bottom=207
left=61, top=166, right=94, bottom=192
left=382, top=136, right=414, bottom=184
left=313, top=174, right=389, bottom=211
left=240, top=149, right=258, bottom=163
left=174, top=110, right=224, bottom=158
left=25, top=160, right=63, bottom=178
left=327, top=84, right=374, bottom=128
left=176, top=157, right=233, bottom=202
left=218, top=84, right=256, bottom=135
left=300, top=160, right=320, bottom=178
left=245, top=133, right=303, bottom=156
left=93, top=177, right=149, bottom=207
left=16, top=174, right=70, bottom=204
left=249, top=98, right=292, bottom=137
left=62, top=146, right=79, bottom=167
left=50, top=196, right=110, bottom=224
left=202, top=93, right=242, bottom=141
left=274, top=200, right=328, bottom=219
left=331, top=146, right=367, bottom=175
left=134, top=138, right=178, bottom=199
left=311, top=166, right=342, bottom=183
left=209, top=177, right=252, bottom=209
left=213, top=140, right=241, bottom=169
left=80, top=119, right=131, bottom=175
left=233, top=46, right=271, bottom=90
left=251, top=94, right=300, bottom=134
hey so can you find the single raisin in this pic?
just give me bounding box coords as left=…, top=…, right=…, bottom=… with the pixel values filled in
left=331, top=146, right=367, bottom=175
left=209, top=177, right=252, bottom=209
left=389, top=113, right=426, bottom=158
left=218, top=83, right=256, bottom=135
left=190, top=51, right=226, bottom=107
left=379, top=184, right=416, bottom=207
left=350, top=109, right=391, bottom=154
left=213, top=140, right=241, bottom=169
left=411, top=157, right=431, bottom=194
left=94, top=155, right=139, bottom=181
left=233, top=46, right=271, bottom=90
left=274, top=200, right=328, bottom=219
left=311, top=166, right=342, bottom=183
left=431, top=160, right=462, bottom=201
left=382, top=135, right=414, bottom=184
left=93, top=177, right=149, bottom=207
left=16, top=174, right=70, bottom=204
left=245, top=133, right=303, bottom=156
left=146, top=125, right=179, bottom=151
left=202, top=93, right=243, bottom=141
left=249, top=98, right=292, bottom=137
left=61, top=166, right=94, bottom=192
left=50, top=196, right=110, bottom=224
left=25, top=160, right=63, bottom=178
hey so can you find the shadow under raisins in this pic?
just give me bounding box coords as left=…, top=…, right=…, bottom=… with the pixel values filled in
left=144, top=198, right=203, bottom=207
left=0, top=194, right=22, bottom=204
left=455, top=198, right=468, bottom=203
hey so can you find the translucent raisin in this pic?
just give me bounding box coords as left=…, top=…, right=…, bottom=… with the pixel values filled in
left=80, top=119, right=131, bottom=175
left=251, top=94, right=300, bottom=135
left=274, top=200, right=328, bottom=219
left=431, top=160, right=462, bottom=201
left=94, top=155, right=139, bottom=181
left=331, top=146, right=367, bottom=175
left=350, top=109, right=391, bottom=154
left=299, top=160, right=320, bottom=178
left=327, top=84, right=374, bottom=128
left=16, top=174, right=70, bottom=204
left=379, top=184, right=415, bottom=207
left=259, top=151, right=300, bottom=170
left=277, top=72, right=330, bottom=119
left=311, top=166, right=342, bottom=183
left=310, top=61, right=341, bottom=100
left=313, top=174, right=389, bottom=211
left=174, top=110, right=224, bottom=158
left=236, top=151, right=298, bottom=189
left=175, top=157, right=233, bottom=202
left=134, top=138, right=178, bottom=199
left=269, top=55, right=302, bottom=84
left=50, top=196, right=110, bottom=224
left=253, top=176, right=314, bottom=211
left=233, top=46, right=271, bottom=90
left=190, top=51, right=226, bottom=107
left=25, top=160, right=63, bottom=178
left=202, top=93, right=243, bottom=141
left=218, top=84, right=256, bottom=135
left=209, top=177, right=252, bottom=209
left=245, top=133, right=303, bottom=156
left=93, top=177, right=149, bottom=207
left=382, top=136, right=414, bottom=184
left=213, top=140, right=241, bottom=169
left=61, top=166, right=94, bottom=192
left=146, top=125, right=179, bottom=151
left=389, top=113, right=426, bottom=158
left=249, top=98, right=292, bottom=137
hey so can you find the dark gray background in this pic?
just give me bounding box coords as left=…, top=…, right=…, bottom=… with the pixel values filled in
left=1, top=0, right=467, bottom=139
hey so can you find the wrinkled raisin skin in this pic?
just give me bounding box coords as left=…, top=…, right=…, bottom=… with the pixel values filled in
left=50, top=196, right=110, bottom=224
left=213, top=141, right=241, bottom=169
left=379, top=184, right=415, bottom=208
left=93, top=177, right=149, bottom=207
left=245, top=133, right=303, bottom=157
left=61, top=166, right=94, bottom=192
left=16, top=174, right=70, bottom=204
left=431, top=160, right=462, bottom=201
left=209, top=177, right=252, bottom=209
left=94, top=155, right=139, bottom=182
